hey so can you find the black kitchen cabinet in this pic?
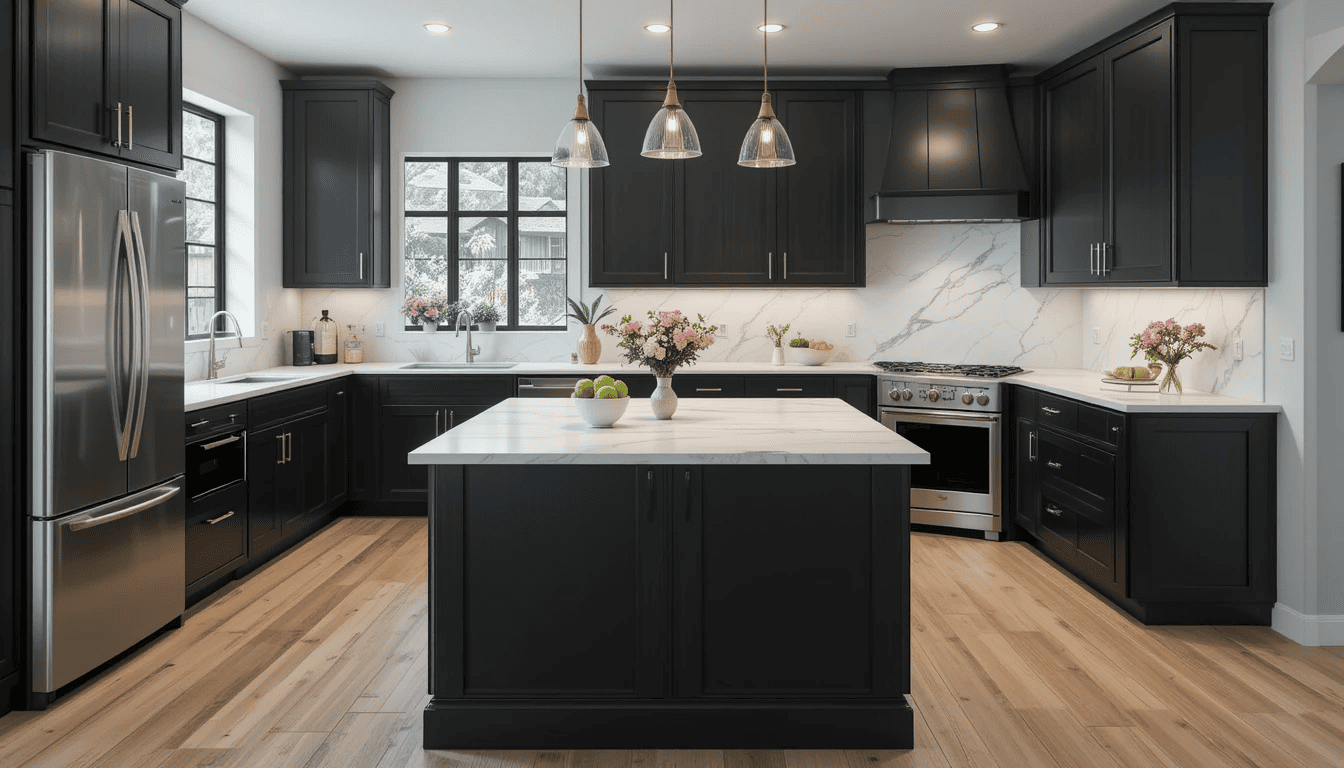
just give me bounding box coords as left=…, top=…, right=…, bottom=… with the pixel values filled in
left=1026, top=5, right=1269, bottom=287
left=284, top=410, right=329, bottom=539
left=29, top=0, right=183, bottom=171
left=246, top=407, right=330, bottom=557
left=0, top=195, right=16, bottom=714
left=1, top=0, right=13, bottom=188
left=837, top=375, right=875, bottom=417
left=281, top=79, right=393, bottom=288
left=587, top=83, right=863, bottom=288
left=186, top=482, right=247, bottom=591
left=326, top=380, right=348, bottom=507
left=348, top=375, right=380, bottom=503
left=1013, top=414, right=1039, bottom=537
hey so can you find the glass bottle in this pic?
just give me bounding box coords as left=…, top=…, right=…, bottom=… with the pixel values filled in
left=312, top=310, right=338, bottom=364
left=344, top=324, right=364, bottom=364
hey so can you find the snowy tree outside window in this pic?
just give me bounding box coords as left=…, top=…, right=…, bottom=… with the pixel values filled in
left=404, top=159, right=567, bottom=329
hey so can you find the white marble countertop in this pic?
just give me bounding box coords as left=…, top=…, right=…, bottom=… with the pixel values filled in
left=406, top=398, right=931, bottom=466
left=184, top=361, right=1281, bottom=415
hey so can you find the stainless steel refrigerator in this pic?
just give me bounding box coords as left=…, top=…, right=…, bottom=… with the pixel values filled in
left=28, top=150, right=186, bottom=699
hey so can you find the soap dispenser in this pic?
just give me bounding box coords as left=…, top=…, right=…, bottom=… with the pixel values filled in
left=344, top=324, right=364, bottom=364
left=312, top=310, right=339, bottom=365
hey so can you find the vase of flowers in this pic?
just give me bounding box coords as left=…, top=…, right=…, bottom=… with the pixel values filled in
left=567, top=296, right=618, bottom=365
left=1129, top=318, right=1217, bottom=395
left=766, top=323, right=790, bottom=366
left=404, top=292, right=450, bottom=332
left=472, top=301, right=501, bottom=332
left=603, top=309, right=719, bottom=419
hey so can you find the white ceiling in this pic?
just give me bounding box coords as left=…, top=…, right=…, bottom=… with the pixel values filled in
left=185, top=0, right=1201, bottom=80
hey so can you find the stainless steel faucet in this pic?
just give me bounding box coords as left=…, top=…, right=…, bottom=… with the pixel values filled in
left=206, top=310, right=244, bottom=380
left=455, top=310, right=480, bottom=364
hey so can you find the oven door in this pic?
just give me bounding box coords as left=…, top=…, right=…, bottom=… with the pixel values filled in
left=186, top=431, right=246, bottom=500
left=880, top=408, right=1002, bottom=524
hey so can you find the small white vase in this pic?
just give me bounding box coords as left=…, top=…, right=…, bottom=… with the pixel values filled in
left=477, top=320, right=497, bottom=333
left=650, top=376, right=678, bottom=420
left=422, top=320, right=438, bottom=333
left=771, top=347, right=784, bottom=366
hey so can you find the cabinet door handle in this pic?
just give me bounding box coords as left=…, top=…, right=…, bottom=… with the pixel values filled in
left=359, top=253, right=365, bottom=280
left=768, top=252, right=773, bottom=280
left=449, top=410, right=455, bottom=429
left=276, top=434, right=285, bottom=464
left=1111, top=425, right=1121, bottom=433
left=1028, top=431, right=1037, bottom=462
left=1046, top=460, right=1063, bottom=469
left=113, top=102, right=122, bottom=147
left=286, top=432, right=293, bottom=463
left=776, top=387, right=804, bottom=393
left=695, top=388, right=722, bottom=393
left=1041, top=406, right=1061, bottom=415
left=190, top=419, right=211, bottom=429
left=684, top=470, right=693, bottom=522
left=783, top=252, right=788, bottom=280
left=1089, top=243, right=1096, bottom=275
left=647, top=470, right=656, bottom=522
left=336, top=390, right=344, bottom=396
left=664, top=252, right=669, bottom=280
left=1101, top=243, right=1109, bottom=275
left=434, top=410, right=441, bottom=435
left=127, top=104, right=134, bottom=150
left=1046, top=505, right=1064, bottom=517
left=205, top=510, right=235, bottom=526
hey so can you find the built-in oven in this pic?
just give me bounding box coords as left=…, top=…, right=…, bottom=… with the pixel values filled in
left=879, top=408, right=1002, bottom=539
left=186, top=411, right=246, bottom=498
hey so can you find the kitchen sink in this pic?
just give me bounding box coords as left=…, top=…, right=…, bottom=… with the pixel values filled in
left=216, top=375, right=306, bottom=385
left=400, top=362, right=517, bottom=370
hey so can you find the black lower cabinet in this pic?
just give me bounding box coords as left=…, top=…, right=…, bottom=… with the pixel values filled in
left=246, top=409, right=333, bottom=561
left=186, top=482, right=248, bottom=598
left=1013, top=415, right=1040, bottom=538
left=427, top=462, right=912, bottom=748
left=0, top=196, right=16, bottom=716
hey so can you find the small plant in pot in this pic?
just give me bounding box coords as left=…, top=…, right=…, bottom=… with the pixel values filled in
left=405, top=292, right=450, bottom=331
left=567, top=296, right=618, bottom=365
left=571, top=375, right=631, bottom=428
left=471, top=302, right=501, bottom=332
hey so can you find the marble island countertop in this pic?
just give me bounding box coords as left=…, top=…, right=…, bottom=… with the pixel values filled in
left=407, top=398, right=932, bottom=466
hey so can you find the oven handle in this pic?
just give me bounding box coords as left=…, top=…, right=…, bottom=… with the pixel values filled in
left=881, top=408, right=1001, bottom=425
left=200, top=434, right=242, bottom=451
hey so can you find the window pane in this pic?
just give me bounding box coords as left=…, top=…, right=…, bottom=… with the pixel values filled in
left=187, top=296, right=216, bottom=337
left=404, top=217, right=449, bottom=298
left=185, top=199, right=216, bottom=245
left=458, top=260, right=508, bottom=312
left=519, top=162, right=566, bottom=211
left=181, top=158, right=215, bottom=202
left=517, top=216, right=565, bottom=261
left=518, top=260, right=566, bottom=327
left=405, top=161, right=448, bottom=211
left=458, top=162, right=507, bottom=211
left=459, top=216, right=507, bottom=260
left=187, top=244, right=216, bottom=288
left=183, top=111, right=216, bottom=162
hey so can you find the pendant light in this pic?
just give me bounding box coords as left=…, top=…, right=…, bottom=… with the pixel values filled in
left=641, top=0, right=701, bottom=159
left=552, top=0, right=609, bottom=168
left=738, top=0, right=795, bottom=168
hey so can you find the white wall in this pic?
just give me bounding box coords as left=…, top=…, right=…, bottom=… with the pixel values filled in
left=181, top=12, right=302, bottom=381
left=1313, top=85, right=1344, bottom=617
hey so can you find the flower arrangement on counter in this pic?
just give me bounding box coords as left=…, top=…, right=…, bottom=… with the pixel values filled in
left=602, top=310, right=718, bottom=378
left=404, top=292, right=451, bottom=326
left=471, top=301, right=501, bottom=329
left=1129, top=318, right=1217, bottom=394
left=765, top=323, right=791, bottom=348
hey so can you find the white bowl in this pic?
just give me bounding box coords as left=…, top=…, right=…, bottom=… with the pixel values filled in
left=789, top=347, right=835, bottom=366
left=573, top=395, right=631, bottom=428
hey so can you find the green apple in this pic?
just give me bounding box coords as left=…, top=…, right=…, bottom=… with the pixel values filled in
left=596, top=386, right=619, bottom=400
left=574, top=379, right=595, bottom=398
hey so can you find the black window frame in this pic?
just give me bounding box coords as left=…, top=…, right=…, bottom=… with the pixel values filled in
left=404, top=157, right=568, bottom=332
left=183, top=103, right=227, bottom=341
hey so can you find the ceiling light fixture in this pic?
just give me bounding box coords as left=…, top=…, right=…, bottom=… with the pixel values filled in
left=972, top=22, right=1002, bottom=33
left=757, top=23, right=784, bottom=33
left=423, top=23, right=451, bottom=34
left=739, top=0, right=795, bottom=168
left=642, top=0, right=701, bottom=159
left=645, top=23, right=671, bottom=33
left=553, top=0, right=609, bottom=168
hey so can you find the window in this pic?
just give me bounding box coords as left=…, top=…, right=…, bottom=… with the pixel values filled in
left=181, top=104, right=226, bottom=340
left=404, top=158, right=567, bottom=330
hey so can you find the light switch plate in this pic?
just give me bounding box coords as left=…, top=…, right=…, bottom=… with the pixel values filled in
left=1279, top=338, right=1295, bottom=361
left=375, top=322, right=386, bottom=337
left=260, top=322, right=269, bottom=340
left=1092, top=326, right=1101, bottom=344
left=846, top=323, right=857, bottom=337
left=716, top=323, right=728, bottom=337
left=1234, top=337, right=1244, bottom=361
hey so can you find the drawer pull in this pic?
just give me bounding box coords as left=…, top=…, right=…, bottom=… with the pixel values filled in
left=1041, top=406, right=1062, bottom=415
left=201, top=435, right=241, bottom=450
left=695, top=388, right=723, bottom=392
left=1111, top=426, right=1121, bottom=433
left=205, top=510, right=235, bottom=525
left=777, top=388, right=805, bottom=393
left=1047, top=461, right=1063, bottom=469
left=190, top=419, right=211, bottom=429
left=1046, top=505, right=1063, bottom=517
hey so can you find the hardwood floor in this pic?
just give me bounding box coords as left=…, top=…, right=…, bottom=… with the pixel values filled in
left=1, top=519, right=1341, bottom=768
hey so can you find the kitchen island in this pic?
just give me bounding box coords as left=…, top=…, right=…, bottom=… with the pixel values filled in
left=408, top=398, right=930, bottom=748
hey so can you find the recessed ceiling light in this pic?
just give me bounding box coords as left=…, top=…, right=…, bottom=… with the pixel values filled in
left=758, top=23, right=785, bottom=33
left=972, top=22, right=1002, bottom=33
left=424, top=23, right=451, bottom=34
left=645, top=23, right=671, bottom=33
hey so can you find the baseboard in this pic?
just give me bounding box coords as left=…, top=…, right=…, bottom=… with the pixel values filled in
left=1272, top=603, right=1344, bottom=646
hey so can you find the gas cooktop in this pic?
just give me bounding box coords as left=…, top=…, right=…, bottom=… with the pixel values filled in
left=873, top=362, right=1027, bottom=378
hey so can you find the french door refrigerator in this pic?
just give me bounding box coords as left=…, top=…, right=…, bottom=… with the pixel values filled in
left=28, top=150, right=186, bottom=701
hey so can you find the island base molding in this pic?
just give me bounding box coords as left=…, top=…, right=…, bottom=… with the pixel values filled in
left=423, top=701, right=916, bottom=749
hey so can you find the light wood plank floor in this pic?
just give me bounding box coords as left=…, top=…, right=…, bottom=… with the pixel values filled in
left=2, top=518, right=1342, bottom=768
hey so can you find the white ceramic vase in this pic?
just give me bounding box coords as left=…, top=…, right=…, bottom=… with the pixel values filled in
left=650, top=376, right=678, bottom=420
left=422, top=320, right=438, bottom=333
left=771, top=347, right=784, bottom=366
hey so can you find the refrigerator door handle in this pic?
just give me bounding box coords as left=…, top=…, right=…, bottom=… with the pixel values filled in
left=109, top=211, right=137, bottom=461
left=126, top=212, right=151, bottom=458
left=67, top=485, right=181, bottom=532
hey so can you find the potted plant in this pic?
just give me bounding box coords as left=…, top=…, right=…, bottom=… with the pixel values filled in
left=472, top=301, right=501, bottom=332
left=602, top=310, right=718, bottom=419
left=765, top=323, right=790, bottom=366
left=1129, top=318, right=1217, bottom=394
left=570, top=375, right=631, bottom=428
left=566, top=296, right=618, bottom=364
left=405, top=292, right=450, bottom=332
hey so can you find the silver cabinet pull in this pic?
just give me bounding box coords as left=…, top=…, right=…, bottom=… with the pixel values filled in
left=202, top=435, right=241, bottom=450
left=276, top=434, right=285, bottom=464
left=434, top=410, right=441, bottom=435
left=286, top=432, right=293, bottom=463
left=113, top=102, right=123, bottom=147
left=768, top=252, right=773, bottom=280
left=1046, top=505, right=1064, bottom=517
left=776, top=387, right=804, bottom=392
left=1047, top=460, right=1063, bottom=469
left=1028, top=431, right=1037, bottom=462
left=784, top=252, right=788, bottom=280
left=206, top=510, right=236, bottom=525
left=1100, top=242, right=1109, bottom=275
left=1089, top=243, right=1096, bottom=275
left=1041, top=406, right=1061, bottom=415
left=336, top=390, right=345, bottom=396
left=126, top=104, right=134, bottom=150
left=1111, top=425, right=1121, bottom=433
left=190, top=419, right=211, bottom=429
left=449, top=410, right=456, bottom=429
left=359, top=252, right=365, bottom=280
left=664, top=252, right=669, bottom=280
left=695, top=388, right=722, bottom=392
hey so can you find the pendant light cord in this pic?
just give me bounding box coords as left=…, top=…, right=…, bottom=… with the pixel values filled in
left=763, top=0, right=769, bottom=94
left=669, top=0, right=675, bottom=84
left=578, top=0, right=583, bottom=89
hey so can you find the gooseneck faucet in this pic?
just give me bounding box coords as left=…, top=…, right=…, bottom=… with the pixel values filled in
left=456, top=310, right=481, bottom=364
left=207, top=310, right=244, bottom=380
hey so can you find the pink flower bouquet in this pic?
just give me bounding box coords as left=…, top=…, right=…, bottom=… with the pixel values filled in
left=1128, top=318, right=1217, bottom=394
left=602, top=310, right=718, bottom=378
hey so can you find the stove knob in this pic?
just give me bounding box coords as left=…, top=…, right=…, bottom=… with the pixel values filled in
left=961, top=392, right=974, bottom=405
left=927, top=390, right=940, bottom=403
left=888, top=389, right=901, bottom=401
left=901, top=389, right=913, bottom=401
left=976, top=394, right=990, bottom=406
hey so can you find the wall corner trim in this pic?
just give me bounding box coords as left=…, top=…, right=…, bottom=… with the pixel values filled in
left=1272, top=602, right=1344, bottom=647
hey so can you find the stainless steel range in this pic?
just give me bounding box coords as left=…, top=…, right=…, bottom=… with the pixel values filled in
left=874, top=362, right=1026, bottom=540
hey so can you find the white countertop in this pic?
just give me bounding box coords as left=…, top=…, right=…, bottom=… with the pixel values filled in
left=184, top=361, right=1281, bottom=415
left=406, top=398, right=932, bottom=466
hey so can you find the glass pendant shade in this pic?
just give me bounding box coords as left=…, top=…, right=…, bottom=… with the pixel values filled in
left=738, top=94, right=795, bottom=167
left=642, top=83, right=702, bottom=159
left=553, top=95, right=610, bottom=168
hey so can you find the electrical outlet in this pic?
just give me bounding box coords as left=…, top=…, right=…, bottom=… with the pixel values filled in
left=1279, top=338, right=1295, bottom=361
left=375, top=322, right=386, bottom=337
left=716, top=323, right=728, bottom=337
left=1092, top=326, right=1101, bottom=344
left=846, top=323, right=857, bottom=337
left=260, top=321, right=269, bottom=340
left=1234, top=337, right=1244, bottom=361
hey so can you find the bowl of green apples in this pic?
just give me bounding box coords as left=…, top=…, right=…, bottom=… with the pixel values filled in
left=572, top=375, right=631, bottom=428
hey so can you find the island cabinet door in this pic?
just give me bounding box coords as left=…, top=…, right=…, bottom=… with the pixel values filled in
left=377, top=405, right=442, bottom=504
left=671, top=465, right=908, bottom=699
left=431, top=465, right=669, bottom=699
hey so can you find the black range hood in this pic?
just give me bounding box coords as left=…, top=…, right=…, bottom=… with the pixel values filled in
left=870, top=65, right=1032, bottom=224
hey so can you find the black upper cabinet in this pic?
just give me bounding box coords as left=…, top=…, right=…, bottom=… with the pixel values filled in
left=1, top=0, right=13, bottom=188
left=1029, top=5, right=1269, bottom=287
left=29, top=0, right=183, bottom=171
left=588, top=83, right=863, bottom=288
left=281, top=79, right=392, bottom=289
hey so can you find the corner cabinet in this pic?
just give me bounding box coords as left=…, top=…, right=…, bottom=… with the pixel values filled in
left=281, top=79, right=393, bottom=288
left=29, top=0, right=184, bottom=171
left=1024, top=5, right=1269, bottom=287
left=588, top=83, right=863, bottom=288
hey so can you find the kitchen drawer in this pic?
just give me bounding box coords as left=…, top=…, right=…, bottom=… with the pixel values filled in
left=1078, top=406, right=1125, bottom=447
left=1039, top=428, right=1116, bottom=512
left=744, top=377, right=836, bottom=398
left=249, top=383, right=327, bottom=430
left=1035, top=393, right=1078, bottom=432
left=382, top=375, right=514, bottom=405
left=186, top=404, right=247, bottom=442
left=1040, top=488, right=1119, bottom=593
left=186, top=483, right=248, bottom=587
left=1038, top=494, right=1077, bottom=549
left=679, top=376, right=745, bottom=398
